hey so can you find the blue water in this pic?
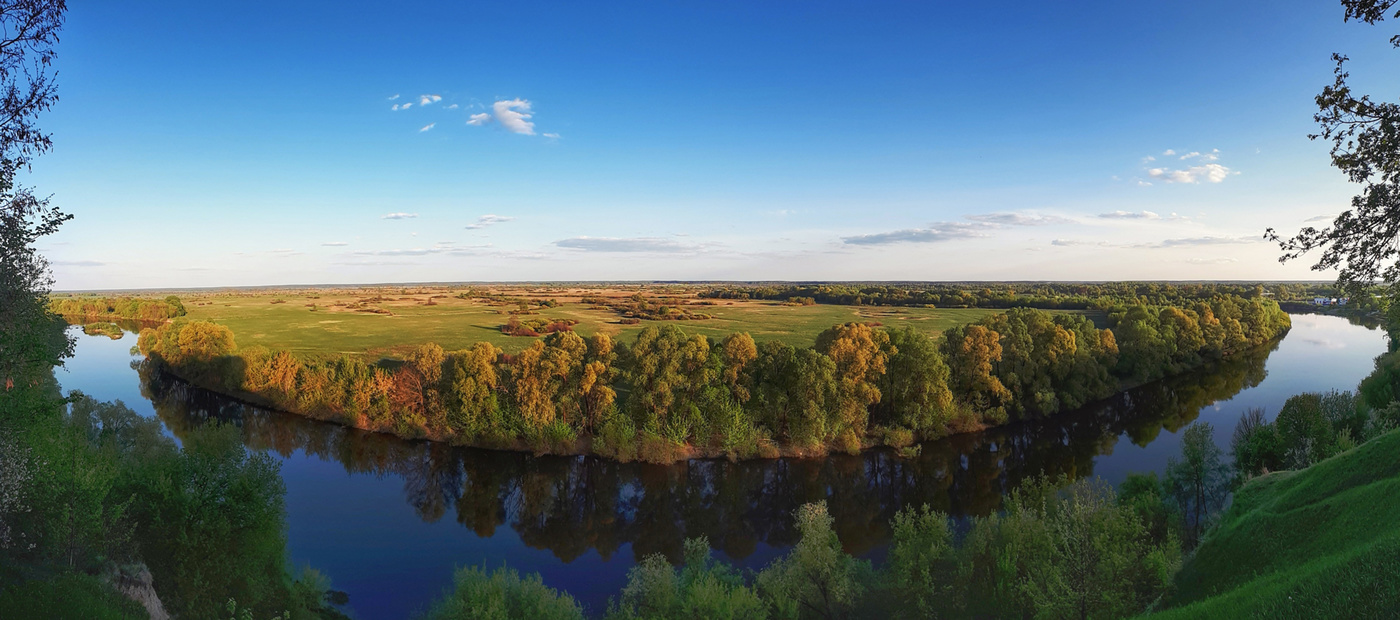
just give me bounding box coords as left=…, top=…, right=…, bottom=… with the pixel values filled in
left=54, top=312, right=1387, bottom=618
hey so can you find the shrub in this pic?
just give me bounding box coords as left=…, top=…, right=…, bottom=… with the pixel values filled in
left=421, top=565, right=583, bottom=620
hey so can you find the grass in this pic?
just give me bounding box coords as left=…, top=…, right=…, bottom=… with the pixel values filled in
left=1148, top=428, right=1400, bottom=619
left=57, top=285, right=1016, bottom=357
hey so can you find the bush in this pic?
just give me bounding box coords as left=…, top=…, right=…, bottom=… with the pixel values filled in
left=420, top=565, right=583, bottom=620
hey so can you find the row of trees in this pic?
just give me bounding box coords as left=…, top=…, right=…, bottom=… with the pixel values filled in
left=422, top=474, right=1187, bottom=620
left=137, top=295, right=1290, bottom=463
left=49, top=295, right=186, bottom=321
left=701, top=282, right=1287, bottom=310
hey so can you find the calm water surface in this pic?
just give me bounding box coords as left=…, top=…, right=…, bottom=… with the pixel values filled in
left=54, top=313, right=1386, bottom=619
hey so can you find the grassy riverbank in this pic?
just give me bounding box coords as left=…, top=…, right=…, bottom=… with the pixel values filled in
left=1151, top=428, right=1400, bottom=618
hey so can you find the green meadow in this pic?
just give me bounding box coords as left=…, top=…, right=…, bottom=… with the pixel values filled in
left=82, top=286, right=1016, bottom=358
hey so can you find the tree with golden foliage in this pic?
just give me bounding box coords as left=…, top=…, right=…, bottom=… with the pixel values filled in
left=941, top=324, right=1011, bottom=422
left=719, top=332, right=757, bottom=404
left=815, top=322, right=891, bottom=437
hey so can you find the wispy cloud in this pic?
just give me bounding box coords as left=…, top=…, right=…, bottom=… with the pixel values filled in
left=1163, top=149, right=1176, bottom=156
left=1186, top=257, right=1238, bottom=265
left=542, top=132, right=560, bottom=139
left=446, top=103, right=459, bottom=110
left=1139, top=235, right=1258, bottom=248
left=464, top=214, right=515, bottom=230
left=52, top=260, right=104, bottom=267
left=1147, top=163, right=1233, bottom=184
left=554, top=236, right=696, bottom=253
left=381, top=212, right=419, bottom=220
left=1304, top=214, right=1334, bottom=223
left=842, top=222, right=991, bottom=246
left=964, top=212, right=1072, bottom=226
left=419, top=94, right=442, bottom=105
left=1180, top=149, right=1220, bottom=161
left=419, top=123, right=436, bottom=132
left=1099, top=210, right=1160, bottom=220
left=322, top=241, right=348, bottom=247
left=388, top=94, right=400, bottom=100
left=467, top=112, right=491, bottom=126
left=391, top=102, right=413, bottom=111
left=492, top=99, right=535, bottom=135
left=1050, top=239, right=1110, bottom=247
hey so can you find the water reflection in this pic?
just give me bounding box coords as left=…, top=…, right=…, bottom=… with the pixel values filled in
left=134, top=341, right=1272, bottom=563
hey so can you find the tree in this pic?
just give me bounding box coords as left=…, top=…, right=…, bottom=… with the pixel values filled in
left=0, top=0, right=68, bottom=419
left=814, top=323, right=890, bottom=438
left=421, top=565, right=584, bottom=620
left=756, top=502, right=868, bottom=620
left=1268, top=1, right=1400, bottom=289
left=877, top=328, right=952, bottom=435
left=940, top=324, right=1011, bottom=420
left=1164, top=422, right=1231, bottom=548
left=719, top=332, right=758, bottom=404
left=606, top=537, right=766, bottom=620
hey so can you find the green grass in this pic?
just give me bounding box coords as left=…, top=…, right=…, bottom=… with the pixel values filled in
left=1148, top=428, right=1400, bottom=619
left=75, top=286, right=1014, bottom=357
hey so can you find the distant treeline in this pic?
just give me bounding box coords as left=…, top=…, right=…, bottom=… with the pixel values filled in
left=137, top=294, right=1290, bottom=462
left=50, top=295, right=186, bottom=321
left=700, top=281, right=1369, bottom=310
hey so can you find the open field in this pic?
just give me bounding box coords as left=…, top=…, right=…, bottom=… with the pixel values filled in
left=55, top=285, right=1029, bottom=358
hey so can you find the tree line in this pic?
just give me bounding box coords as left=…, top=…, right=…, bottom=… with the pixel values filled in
left=135, top=294, right=1291, bottom=463
left=49, top=295, right=187, bottom=321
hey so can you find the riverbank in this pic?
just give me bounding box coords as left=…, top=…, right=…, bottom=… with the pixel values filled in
left=129, top=294, right=1292, bottom=464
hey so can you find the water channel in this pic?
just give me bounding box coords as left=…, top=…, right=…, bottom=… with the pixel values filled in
left=53, top=313, right=1386, bottom=618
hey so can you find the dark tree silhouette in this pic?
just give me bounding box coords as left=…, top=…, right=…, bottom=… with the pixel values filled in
left=1269, top=1, right=1400, bottom=290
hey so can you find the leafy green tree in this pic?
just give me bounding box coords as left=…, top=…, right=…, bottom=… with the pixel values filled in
left=1274, top=393, right=1339, bottom=467
left=886, top=504, right=956, bottom=618
left=1230, top=408, right=1283, bottom=482
left=606, top=537, right=766, bottom=620
left=420, top=565, right=584, bottom=620
left=756, top=502, right=869, bottom=620
left=442, top=343, right=501, bottom=437
left=877, top=328, right=952, bottom=436
left=1164, top=422, right=1232, bottom=548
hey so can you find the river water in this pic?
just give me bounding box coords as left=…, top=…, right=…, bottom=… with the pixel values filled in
left=53, top=313, right=1386, bottom=619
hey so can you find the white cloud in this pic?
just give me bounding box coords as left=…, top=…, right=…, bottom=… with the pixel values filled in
left=542, top=132, right=560, bottom=139
left=1146, top=163, right=1233, bottom=184
left=321, top=242, right=349, bottom=247
left=842, top=222, right=990, bottom=246
left=1099, top=210, right=1160, bottom=220
left=492, top=99, right=536, bottom=135
left=392, top=102, right=414, bottom=111
left=554, top=236, right=696, bottom=253
left=1304, top=214, right=1334, bottom=223
left=52, top=260, right=105, bottom=267
left=462, top=99, right=545, bottom=136
left=1180, top=149, right=1220, bottom=161
left=1142, top=155, right=1156, bottom=163
left=419, top=123, right=436, bottom=132
left=1186, top=257, right=1239, bottom=265
left=965, top=212, right=1072, bottom=226
left=388, top=94, right=400, bottom=100
left=446, top=103, right=459, bottom=110
left=1050, top=239, right=1109, bottom=247
left=381, top=212, right=419, bottom=220
left=1139, top=235, right=1259, bottom=248
left=464, top=214, right=515, bottom=229
left=1163, top=149, right=1176, bottom=156
left=419, top=94, right=442, bottom=105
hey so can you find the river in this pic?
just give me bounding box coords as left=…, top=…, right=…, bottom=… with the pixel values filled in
left=53, top=312, right=1386, bottom=619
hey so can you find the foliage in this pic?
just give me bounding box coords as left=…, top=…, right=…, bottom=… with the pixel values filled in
left=1268, top=1, right=1400, bottom=289
left=756, top=502, right=870, bottom=620
left=419, top=565, right=584, bottom=620
left=1163, top=422, right=1232, bottom=548
left=606, top=537, right=766, bottom=620
left=49, top=295, right=186, bottom=321
left=1156, top=428, right=1400, bottom=618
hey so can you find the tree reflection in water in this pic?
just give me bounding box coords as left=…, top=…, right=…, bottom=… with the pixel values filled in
left=135, top=341, right=1272, bottom=564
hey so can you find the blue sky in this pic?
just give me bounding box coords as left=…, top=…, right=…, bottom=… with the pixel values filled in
left=32, top=0, right=1400, bottom=289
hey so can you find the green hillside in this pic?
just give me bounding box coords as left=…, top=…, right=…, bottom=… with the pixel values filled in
left=1150, top=428, right=1400, bottom=619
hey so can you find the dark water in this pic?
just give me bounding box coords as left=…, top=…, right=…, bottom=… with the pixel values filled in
left=54, top=313, right=1386, bottom=619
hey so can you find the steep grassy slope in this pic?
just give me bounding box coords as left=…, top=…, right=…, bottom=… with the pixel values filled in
left=1151, top=428, right=1400, bottom=618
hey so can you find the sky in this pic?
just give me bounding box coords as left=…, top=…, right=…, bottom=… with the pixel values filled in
left=30, top=0, right=1400, bottom=289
